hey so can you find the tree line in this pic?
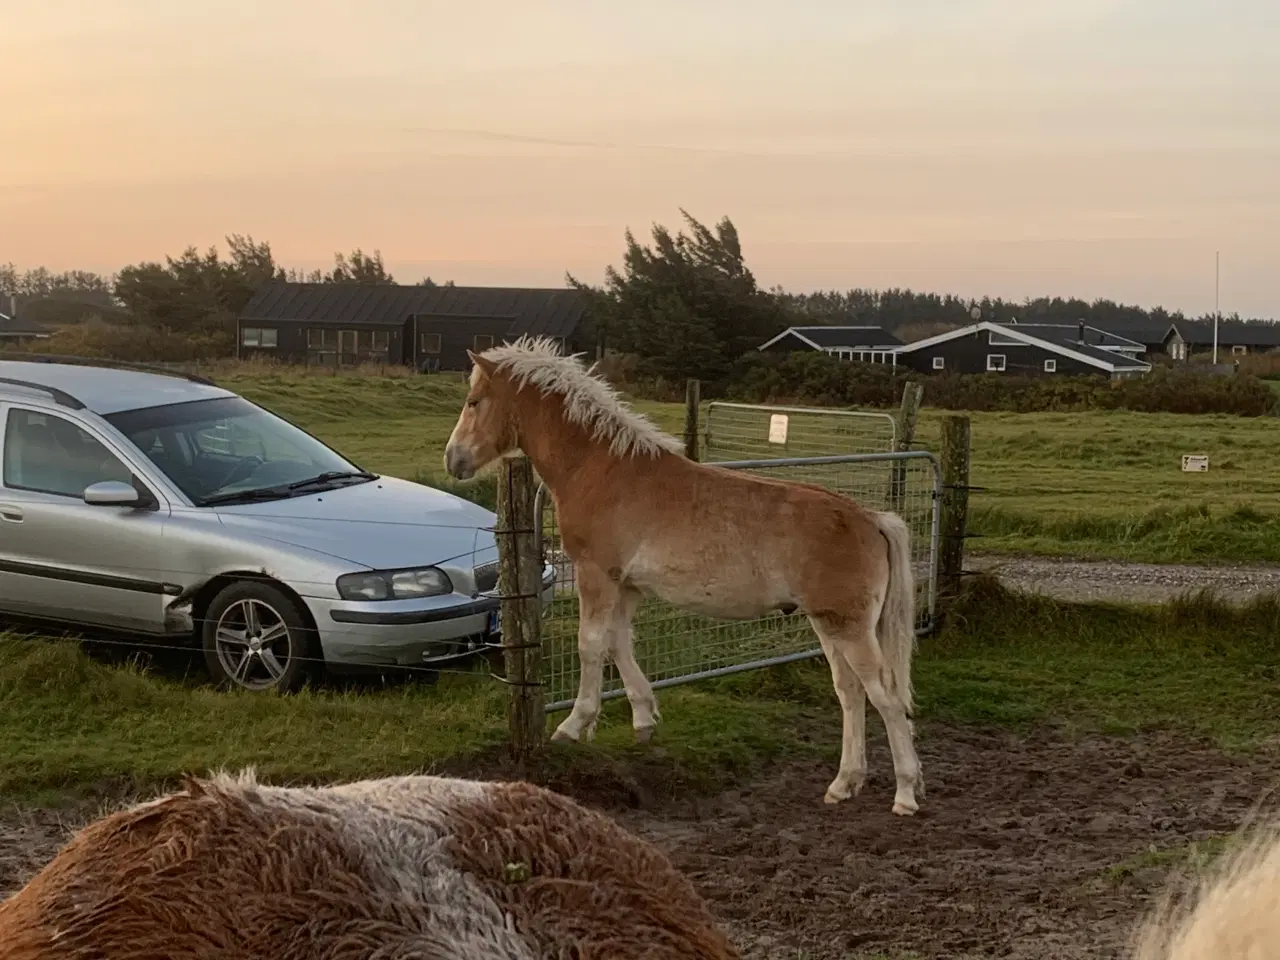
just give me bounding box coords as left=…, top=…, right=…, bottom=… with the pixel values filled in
left=4, top=213, right=1272, bottom=375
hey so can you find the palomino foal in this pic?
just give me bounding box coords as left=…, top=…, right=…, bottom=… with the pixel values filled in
left=445, top=337, right=923, bottom=815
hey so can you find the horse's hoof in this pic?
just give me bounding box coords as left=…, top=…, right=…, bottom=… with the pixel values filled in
left=550, top=728, right=578, bottom=744
left=823, top=789, right=847, bottom=805
left=892, top=802, right=918, bottom=817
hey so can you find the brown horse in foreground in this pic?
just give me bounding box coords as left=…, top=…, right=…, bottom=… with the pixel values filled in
left=444, top=337, right=922, bottom=815
left=0, top=771, right=740, bottom=959
left=3, top=773, right=1278, bottom=960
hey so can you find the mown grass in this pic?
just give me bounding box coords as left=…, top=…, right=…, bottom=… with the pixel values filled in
left=214, top=372, right=1280, bottom=564
left=4, top=578, right=1279, bottom=802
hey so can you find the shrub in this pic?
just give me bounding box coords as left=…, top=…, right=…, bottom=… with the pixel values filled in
left=718, top=352, right=1277, bottom=416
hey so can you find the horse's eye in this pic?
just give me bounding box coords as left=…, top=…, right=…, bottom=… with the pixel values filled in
left=466, top=399, right=480, bottom=409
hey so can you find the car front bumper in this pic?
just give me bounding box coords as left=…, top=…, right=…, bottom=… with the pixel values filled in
left=305, top=565, right=558, bottom=669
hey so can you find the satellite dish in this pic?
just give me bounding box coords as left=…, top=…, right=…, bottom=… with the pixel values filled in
left=970, top=306, right=982, bottom=320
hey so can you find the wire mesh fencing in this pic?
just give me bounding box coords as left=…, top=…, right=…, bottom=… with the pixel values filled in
left=534, top=451, right=941, bottom=712
left=701, top=402, right=898, bottom=462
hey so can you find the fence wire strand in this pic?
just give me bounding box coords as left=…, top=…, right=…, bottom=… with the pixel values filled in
left=537, top=451, right=941, bottom=712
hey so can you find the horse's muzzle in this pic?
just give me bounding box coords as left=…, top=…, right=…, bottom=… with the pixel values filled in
left=444, top=443, right=475, bottom=481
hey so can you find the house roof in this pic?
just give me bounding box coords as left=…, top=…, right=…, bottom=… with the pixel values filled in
left=993, top=323, right=1147, bottom=351
left=759, top=325, right=903, bottom=351
left=239, top=282, right=587, bottom=340
left=1172, top=319, right=1280, bottom=348
left=896, top=321, right=1151, bottom=373
left=1092, top=320, right=1177, bottom=345
left=0, top=311, right=50, bottom=337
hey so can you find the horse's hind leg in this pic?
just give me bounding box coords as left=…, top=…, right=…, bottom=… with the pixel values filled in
left=607, top=585, right=660, bottom=742
left=814, top=631, right=868, bottom=804
left=813, top=613, right=921, bottom=816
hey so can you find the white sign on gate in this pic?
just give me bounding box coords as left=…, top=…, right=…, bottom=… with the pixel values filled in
left=767, top=413, right=789, bottom=444
left=1181, top=454, right=1209, bottom=472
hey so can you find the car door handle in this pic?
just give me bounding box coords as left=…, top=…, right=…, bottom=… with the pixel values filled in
left=0, top=505, right=23, bottom=522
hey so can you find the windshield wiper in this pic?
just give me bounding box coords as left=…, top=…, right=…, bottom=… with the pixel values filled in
left=197, top=486, right=295, bottom=507
left=287, top=470, right=379, bottom=491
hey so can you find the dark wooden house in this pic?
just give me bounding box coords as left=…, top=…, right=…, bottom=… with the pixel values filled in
left=894, top=321, right=1151, bottom=379
left=758, top=325, right=903, bottom=365
left=236, top=282, right=589, bottom=371
left=0, top=298, right=51, bottom=346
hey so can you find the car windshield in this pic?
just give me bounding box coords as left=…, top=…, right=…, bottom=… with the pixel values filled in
left=105, top=396, right=369, bottom=505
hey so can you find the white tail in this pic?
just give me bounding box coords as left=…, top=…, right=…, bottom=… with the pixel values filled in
left=872, top=510, right=916, bottom=715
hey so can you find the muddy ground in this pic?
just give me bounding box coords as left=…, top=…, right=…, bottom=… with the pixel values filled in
left=4, top=724, right=1276, bottom=959
left=612, top=725, right=1280, bottom=959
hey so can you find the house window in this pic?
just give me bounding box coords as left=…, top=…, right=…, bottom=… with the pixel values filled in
left=241, top=326, right=277, bottom=348
left=355, top=329, right=390, bottom=362
left=1044, top=359, right=1057, bottom=373
left=421, top=333, right=442, bottom=355
left=1170, top=341, right=1187, bottom=361
left=473, top=334, right=494, bottom=353
left=932, top=356, right=945, bottom=370
left=986, top=354, right=1006, bottom=372
left=1232, top=345, right=1247, bottom=356
left=306, top=328, right=338, bottom=367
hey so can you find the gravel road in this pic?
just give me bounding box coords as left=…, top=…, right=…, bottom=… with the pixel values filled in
left=967, top=552, right=1280, bottom=605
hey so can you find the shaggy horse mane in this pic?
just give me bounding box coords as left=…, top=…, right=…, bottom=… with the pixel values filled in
left=477, top=335, right=686, bottom=459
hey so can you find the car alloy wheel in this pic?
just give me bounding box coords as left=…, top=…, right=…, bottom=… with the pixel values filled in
left=201, top=581, right=316, bottom=693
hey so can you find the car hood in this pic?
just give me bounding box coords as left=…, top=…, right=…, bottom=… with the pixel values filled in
left=212, top=475, right=499, bottom=571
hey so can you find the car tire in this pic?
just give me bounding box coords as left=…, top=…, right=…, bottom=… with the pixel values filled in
left=201, top=580, right=318, bottom=694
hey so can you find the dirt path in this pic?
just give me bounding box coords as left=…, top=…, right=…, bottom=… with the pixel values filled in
left=967, top=553, right=1280, bottom=606
left=616, top=726, right=1280, bottom=960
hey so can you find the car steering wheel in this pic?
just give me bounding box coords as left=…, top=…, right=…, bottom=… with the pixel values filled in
left=216, top=455, right=265, bottom=490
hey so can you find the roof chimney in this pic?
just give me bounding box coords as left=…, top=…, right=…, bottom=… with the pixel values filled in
left=1077, top=320, right=1085, bottom=342
left=6, top=294, right=14, bottom=318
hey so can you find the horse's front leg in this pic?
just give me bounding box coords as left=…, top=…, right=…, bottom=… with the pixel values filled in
left=551, top=564, right=616, bottom=743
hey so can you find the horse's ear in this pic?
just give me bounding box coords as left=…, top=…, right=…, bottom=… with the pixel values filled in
left=467, top=350, right=496, bottom=377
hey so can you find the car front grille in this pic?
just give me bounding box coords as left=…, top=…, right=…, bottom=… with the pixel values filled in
left=474, top=560, right=499, bottom=593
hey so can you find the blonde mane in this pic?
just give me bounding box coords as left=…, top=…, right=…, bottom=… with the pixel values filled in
left=478, top=336, right=686, bottom=459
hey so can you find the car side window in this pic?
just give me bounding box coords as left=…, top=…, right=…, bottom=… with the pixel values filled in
left=2, top=408, right=135, bottom=498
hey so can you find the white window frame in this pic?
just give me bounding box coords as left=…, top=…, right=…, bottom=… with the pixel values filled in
left=1232, top=344, right=1247, bottom=356
left=931, top=356, right=945, bottom=370
left=240, top=326, right=277, bottom=348
left=987, top=354, right=1007, bottom=372
left=1043, top=359, right=1057, bottom=373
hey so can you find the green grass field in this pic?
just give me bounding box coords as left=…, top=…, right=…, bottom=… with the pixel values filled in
left=2, top=367, right=1278, bottom=801
left=3, top=577, right=1279, bottom=801
left=219, top=370, right=1280, bottom=565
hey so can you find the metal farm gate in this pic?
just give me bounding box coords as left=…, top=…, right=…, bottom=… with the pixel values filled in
left=534, top=450, right=941, bottom=713
left=701, top=402, right=899, bottom=462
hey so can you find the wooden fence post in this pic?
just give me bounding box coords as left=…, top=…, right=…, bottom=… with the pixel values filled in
left=887, top=380, right=925, bottom=512
left=938, top=414, right=972, bottom=601
left=683, top=378, right=701, bottom=461
left=495, top=455, right=544, bottom=762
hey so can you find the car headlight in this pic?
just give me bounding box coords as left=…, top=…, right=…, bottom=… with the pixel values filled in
left=337, top=567, right=453, bottom=601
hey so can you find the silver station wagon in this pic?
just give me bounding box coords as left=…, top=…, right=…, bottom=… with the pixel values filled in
left=0, top=357, right=553, bottom=692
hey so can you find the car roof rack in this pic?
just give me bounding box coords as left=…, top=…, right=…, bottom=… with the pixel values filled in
left=0, top=354, right=218, bottom=386
left=0, top=377, right=85, bottom=410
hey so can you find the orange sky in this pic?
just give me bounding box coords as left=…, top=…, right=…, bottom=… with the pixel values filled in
left=2, top=0, right=1277, bottom=317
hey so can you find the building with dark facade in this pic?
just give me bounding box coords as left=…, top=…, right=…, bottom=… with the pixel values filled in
left=894, top=321, right=1151, bottom=379
left=237, top=282, right=589, bottom=371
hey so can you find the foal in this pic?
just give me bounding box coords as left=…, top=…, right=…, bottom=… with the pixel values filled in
left=445, top=337, right=923, bottom=815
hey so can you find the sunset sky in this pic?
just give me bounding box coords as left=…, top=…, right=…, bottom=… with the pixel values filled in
left=2, top=0, right=1277, bottom=317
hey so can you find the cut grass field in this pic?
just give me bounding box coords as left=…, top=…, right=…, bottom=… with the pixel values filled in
left=2, top=368, right=1278, bottom=794
left=2, top=577, right=1279, bottom=801
left=218, top=368, right=1280, bottom=565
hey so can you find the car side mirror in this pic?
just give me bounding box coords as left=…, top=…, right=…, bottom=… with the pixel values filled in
left=83, top=480, right=142, bottom=506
